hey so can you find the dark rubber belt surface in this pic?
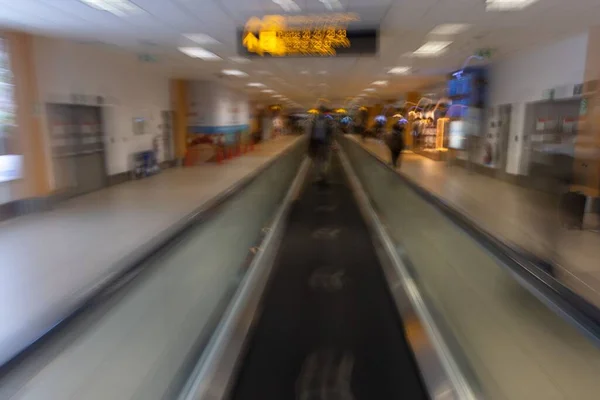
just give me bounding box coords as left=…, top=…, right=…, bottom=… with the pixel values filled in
left=231, top=154, right=427, bottom=400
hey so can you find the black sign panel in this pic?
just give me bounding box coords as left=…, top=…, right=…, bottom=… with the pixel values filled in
left=237, top=28, right=378, bottom=57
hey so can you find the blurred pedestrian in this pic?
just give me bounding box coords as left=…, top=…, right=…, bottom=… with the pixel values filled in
left=386, top=119, right=407, bottom=168
left=308, top=106, right=334, bottom=182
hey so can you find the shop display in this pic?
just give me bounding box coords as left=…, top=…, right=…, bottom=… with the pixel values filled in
left=436, top=118, right=449, bottom=149
left=526, top=98, right=580, bottom=192
left=448, top=121, right=467, bottom=149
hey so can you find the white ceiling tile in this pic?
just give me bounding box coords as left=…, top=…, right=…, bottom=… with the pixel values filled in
left=0, top=0, right=598, bottom=103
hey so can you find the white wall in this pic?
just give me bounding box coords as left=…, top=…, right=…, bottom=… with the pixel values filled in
left=33, top=36, right=170, bottom=180
left=488, top=33, right=589, bottom=174
left=188, top=81, right=249, bottom=130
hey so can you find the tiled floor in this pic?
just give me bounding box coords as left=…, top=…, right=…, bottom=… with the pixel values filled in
left=0, top=135, right=302, bottom=368
left=349, top=135, right=600, bottom=306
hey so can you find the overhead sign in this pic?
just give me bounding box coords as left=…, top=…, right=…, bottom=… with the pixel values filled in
left=238, top=14, right=377, bottom=57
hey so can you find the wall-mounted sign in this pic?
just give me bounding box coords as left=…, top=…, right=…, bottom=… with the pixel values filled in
left=474, top=48, right=494, bottom=59
left=133, top=117, right=146, bottom=135
left=238, top=14, right=377, bottom=57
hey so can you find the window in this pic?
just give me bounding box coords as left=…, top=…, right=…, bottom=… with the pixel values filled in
left=0, top=37, right=20, bottom=183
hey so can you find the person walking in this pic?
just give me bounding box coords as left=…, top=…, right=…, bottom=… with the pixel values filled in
left=308, top=106, right=334, bottom=182
left=386, top=119, right=407, bottom=169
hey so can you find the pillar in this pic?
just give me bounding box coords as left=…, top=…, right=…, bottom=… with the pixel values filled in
left=367, top=103, right=382, bottom=129
left=573, top=26, right=600, bottom=197
left=6, top=31, right=50, bottom=199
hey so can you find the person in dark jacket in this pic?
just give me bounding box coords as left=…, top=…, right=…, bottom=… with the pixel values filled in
left=308, top=106, right=334, bottom=180
left=386, top=119, right=407, bottom=168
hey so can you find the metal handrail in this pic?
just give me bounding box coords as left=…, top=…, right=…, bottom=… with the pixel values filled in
left=338, top=144, right=481, bottom=400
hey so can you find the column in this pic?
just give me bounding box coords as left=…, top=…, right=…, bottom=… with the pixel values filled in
left=6, top=31, right=50, bottom=200
left=573, top=27, right=600, bottom=197
left=171, top=79, right=189, bottom=165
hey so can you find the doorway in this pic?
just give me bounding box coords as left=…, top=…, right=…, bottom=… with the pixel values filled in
left=47, top=104, right=107, bottom=198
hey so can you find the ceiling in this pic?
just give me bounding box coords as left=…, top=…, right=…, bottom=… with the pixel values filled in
left=1, top=0, right=599, bottom=108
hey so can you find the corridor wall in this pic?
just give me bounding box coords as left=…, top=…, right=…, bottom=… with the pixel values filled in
left=33, top=36, right=170, bottom=183
left=488, top=33, right=589, bottom=175
left=187, top=81, right=249, bottom=141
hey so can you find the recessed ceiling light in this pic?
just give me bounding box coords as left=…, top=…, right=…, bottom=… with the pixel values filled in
left=300, top=70, right=310, bottom=75
left=80, top=0, right=142, bottom=16
left=229, top=56, right=251, bottom=64
left=182, top=33, right=220, bottom=45
left=262, top=89, right=275, bottom=93
left=413, top=41, right=452, bottom=57
left=272, top=0, right=301, bottom=12
left=429, top=24, right=470, bottom=35
left=486, top=0, right=538, bottom=10
left=364, top=88, right=376, bottom=92
left=222, top=69, right=248, bottom=77
left=247, top=82, right=266, bottom=88
left=388, top=66, right=411, bottom=75
left=179, top=47, right=221, bottom=60
left=274, top=94, right=284, bottom=98
left=371, top=80, right=388, bottom=86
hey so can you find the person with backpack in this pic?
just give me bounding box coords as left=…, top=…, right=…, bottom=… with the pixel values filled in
left=386, top=119, right=407, bottom=169
left=308, top=106, right=334, bottom=181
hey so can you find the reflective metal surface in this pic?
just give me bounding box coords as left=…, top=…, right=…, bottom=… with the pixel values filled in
left=337, top=144, right=481, bottom=400
left=178, top=158, right=311, bottom=400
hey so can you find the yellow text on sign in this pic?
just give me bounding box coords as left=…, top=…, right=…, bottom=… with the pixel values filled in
left=243, top=28, right=350, bottom=56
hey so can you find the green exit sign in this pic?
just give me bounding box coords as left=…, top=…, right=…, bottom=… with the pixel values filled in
left=138, top=53, right=158, bottom=63
left=475, top=48, right=493, bottom=59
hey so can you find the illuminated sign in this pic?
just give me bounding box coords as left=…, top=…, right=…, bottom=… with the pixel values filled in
left=239, top=14, right=377, bottom=57
left=0, top=155, right=23, bottom=183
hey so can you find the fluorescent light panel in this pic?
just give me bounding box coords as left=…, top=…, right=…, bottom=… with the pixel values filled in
left=272, top=0, right=301, bottom=12
left=429, top=24, right=470, bottom=35
left=363, top=88, right=375, bottom=92
left=222, top=69, right=248, bottom=77
left=80, top=0, right=142, bottom=16
left=388, top=66, right=411, bottom=74
left=371, top=80, right=388, bottom=86
left=183, top=33, right=220, bottom=45
left=413, top=41, right=452, bottom=57
left=247, top=82, right=266, bottom=88
left=179, top=47, right=221, bottom=60
left=486, top=0, right=538, bottom=10
left=229, top=56, right=251, bottom=64
left=262, top=89, right=275, bottom=93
